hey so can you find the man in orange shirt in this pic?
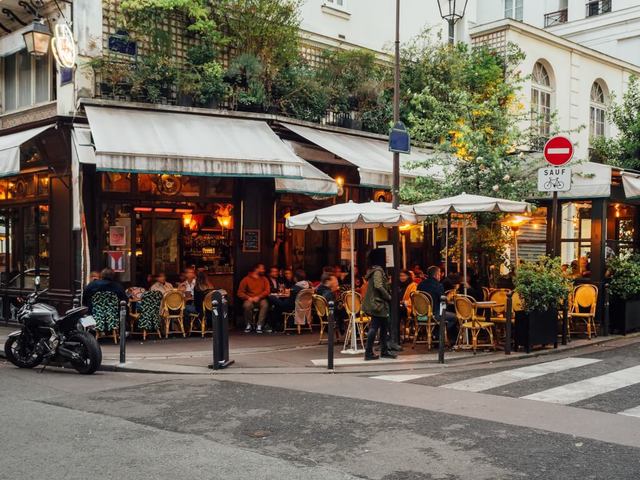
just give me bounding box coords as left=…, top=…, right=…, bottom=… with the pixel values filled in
left=238, top=263, right=270, bottom=333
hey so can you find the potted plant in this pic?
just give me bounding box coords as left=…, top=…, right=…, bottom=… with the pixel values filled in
left=514, top=256, right=572, bottom=353
left=608, top=254, right=640, bottom=334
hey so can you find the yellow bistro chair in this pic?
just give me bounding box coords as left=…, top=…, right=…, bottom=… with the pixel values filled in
left=342, top=290, right=369, bottom=350
left=454, top=295, right=496, bottom=352
left=161, top=290, right=186, bottom=338
left=568, top=284, right=599, bottom=339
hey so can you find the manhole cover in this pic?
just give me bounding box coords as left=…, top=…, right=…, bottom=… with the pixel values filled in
left=247, top=430, right=271, bottom=439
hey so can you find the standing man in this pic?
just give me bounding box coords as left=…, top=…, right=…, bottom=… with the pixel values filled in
left=238, top=263, right=270, bottom=334
left=362, top=249, right=397, bottom=361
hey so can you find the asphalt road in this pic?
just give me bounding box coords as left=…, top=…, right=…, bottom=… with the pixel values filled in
left=2, top=341, right=640, bottom=480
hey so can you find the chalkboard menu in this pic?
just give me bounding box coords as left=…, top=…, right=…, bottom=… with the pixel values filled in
left=242, top=229, right=260, bottom=253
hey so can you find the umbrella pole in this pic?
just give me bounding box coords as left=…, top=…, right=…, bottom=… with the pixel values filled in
left=350, top=224, right=357, bottom=352
left=445, top=214, right=450, bottom=277
left=463, top=217, right=468, bottom=295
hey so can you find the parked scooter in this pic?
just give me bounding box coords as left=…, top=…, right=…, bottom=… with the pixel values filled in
left=3, top=276, right=102, bottom=374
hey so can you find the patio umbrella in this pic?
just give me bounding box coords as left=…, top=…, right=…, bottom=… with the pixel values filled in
left=286, top=201, right=416, bottom=353
left=402, top=193, right=531, bottom=293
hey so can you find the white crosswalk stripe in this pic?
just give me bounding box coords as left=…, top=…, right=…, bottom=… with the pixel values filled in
left=440, top=357, right=601, bottom=392
left=522, top=365, right=640, bottom=405
left=371, top=374, right=437, bottom=383
left=618, top=405, right=640, bottom=418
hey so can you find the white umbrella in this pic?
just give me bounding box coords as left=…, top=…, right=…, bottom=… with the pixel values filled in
left=287, top=201, right=416, bottom=353
left=402, top=193, right=531, bottom=292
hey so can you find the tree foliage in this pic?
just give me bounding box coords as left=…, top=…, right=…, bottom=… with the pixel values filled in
left=592, top=75, right=640, bottom=170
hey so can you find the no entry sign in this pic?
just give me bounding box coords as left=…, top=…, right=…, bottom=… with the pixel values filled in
left=544, top=136, right=574, bottom=166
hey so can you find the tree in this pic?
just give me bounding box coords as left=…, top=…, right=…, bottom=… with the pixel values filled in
left=400, top=39, right=533, bottom=203
left=592, top=75, right=640, bottom=170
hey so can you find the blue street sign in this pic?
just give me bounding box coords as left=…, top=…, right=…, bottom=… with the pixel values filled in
left=389, top=121, right=411, bottom=154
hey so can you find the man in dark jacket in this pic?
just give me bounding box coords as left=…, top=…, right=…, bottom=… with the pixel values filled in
left=83, top=268, right=127, bottom=313
left=418, top=265, right=458, bottom=341
left=362, top=248, right=396, bottom=360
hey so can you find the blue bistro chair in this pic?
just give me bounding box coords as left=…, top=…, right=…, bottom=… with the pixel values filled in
left=130, top=290, right=163, bottom=341
left=91, top=291, right=120, bottom=344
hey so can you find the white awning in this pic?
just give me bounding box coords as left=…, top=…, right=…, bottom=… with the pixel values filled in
left=622, top=171, right=640, bottom=199
left=0, top=124, right=54, bottom=177
left=71, top=127, right=95, bottom=230
left=534, top=161, right=612, bottom=199
left=275, top=141, right=337, bottom=197
left=282, top=123, right=441, bottom=188
left=85, top=106, right=305, bottom=178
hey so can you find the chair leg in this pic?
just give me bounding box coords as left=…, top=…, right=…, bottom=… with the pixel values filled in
left=142, top=329, right=147, bottom=341
left=112, top=329, right=118, bottom=344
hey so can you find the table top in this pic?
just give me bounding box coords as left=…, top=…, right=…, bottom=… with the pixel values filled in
left=474, top=301, right=498, bottom=308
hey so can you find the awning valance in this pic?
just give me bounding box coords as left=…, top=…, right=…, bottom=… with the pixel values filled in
left=85, top=106, right=306, bottom=178
left=275, top=141, right=337, bottom=197
left=622, top=171, right=640, bottom=199
left=0, top=124, right=54, bottom=178
left=282, top=123, right=441, bottom=188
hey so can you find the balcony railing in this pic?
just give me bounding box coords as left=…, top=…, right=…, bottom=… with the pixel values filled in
left=544, top=8, right=568, bottom=27
left=586, top=0, right=612, bottom=17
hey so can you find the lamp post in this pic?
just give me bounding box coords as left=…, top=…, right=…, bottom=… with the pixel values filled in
left=22, top=21, right=52, bottom=57
left=437, top=0, right=469, bottom=44
left=503, top=215, right=532, bottom=272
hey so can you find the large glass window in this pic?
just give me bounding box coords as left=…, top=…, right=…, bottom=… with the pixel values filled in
left=561, top=202, right=592, bottom=278
left=531, top=62, right=553, bottom=150
left=1, top=49, right=54, bottom=114
left=589, top=81, right=607, bottom=141
left=607, top=203, right=637, bottom=258
left=505, top=0, right=524, bottom=20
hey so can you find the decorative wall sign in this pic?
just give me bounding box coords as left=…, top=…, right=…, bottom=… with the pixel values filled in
left=109, top=225, right=126, bottom=247
left=51, top=24, right=76, bottom=69
left=107, top=251, right=125, bottom=272
left=242, top=229, right=260, bottom=253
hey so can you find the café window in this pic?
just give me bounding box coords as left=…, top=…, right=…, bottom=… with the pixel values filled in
left=561, top=202, right=592, bottom=278
left=1, top=49, right=54, bottom=114
left=102, top=172, right=132, bottom=192
left=607, top=203, right=637, bottom=258
left=530, top=62, right=553, bottom=150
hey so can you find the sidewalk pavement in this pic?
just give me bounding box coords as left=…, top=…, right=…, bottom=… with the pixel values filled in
left=2, top=324, right=638, bottom=375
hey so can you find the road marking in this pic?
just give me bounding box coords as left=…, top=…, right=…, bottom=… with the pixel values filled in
left=522, top=365, right=640, bottom=405
left=441, top=357, right=601, bottom=392
left=619, top=405, right=640, bottom=418
left=547, top=147, right=571, bottom=154
left=371, top=374, right=437, bottom=382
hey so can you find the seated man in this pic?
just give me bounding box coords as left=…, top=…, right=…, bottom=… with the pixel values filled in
left=267, top=266, right=281, bottom=293
left=417, top=265, right=458, bottom=342
left=282, top=268, right=295, bottom=289
left=178, top=267, right=198, bottom=317
left=83, top=268, right=127, bottom=313
left=269, top=270, right=311, bottom=330
left=315, top=272, right=338, bottom=304
left=238, top=263, right=270, bottom=334
left=150, top=273, right=173, bottom=294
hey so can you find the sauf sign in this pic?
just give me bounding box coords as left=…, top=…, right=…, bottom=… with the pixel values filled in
left=538, top=136, right=573, bottom=193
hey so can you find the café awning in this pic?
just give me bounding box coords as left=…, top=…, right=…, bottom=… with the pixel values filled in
left=85, top=106, right=306, bottom=178
left=0, top=124, right=54, bottom=177
left=622, top=171, right=640, bottom=199
left=275, top=161, right=338, bottom=197
left=281, top=123, right=441, bottom=188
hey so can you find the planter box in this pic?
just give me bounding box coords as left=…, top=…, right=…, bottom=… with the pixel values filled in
left=610, top=299, right=640, bottom=335
left=514, top=308, right=558, bottom=354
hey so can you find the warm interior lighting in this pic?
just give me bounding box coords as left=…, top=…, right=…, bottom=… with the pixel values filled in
left=335, top=177, right=344, bottom=187
left=154, top=207, right=173, bottom=213
left=399, top=223, right=413, bottom=232
left=174, top=208, right=192, bottom=214
left=284, top=212, right=291, bottom=219
left=503, top=215, right=531, bottom=230
left=134, top=207, right=153, bottom=212
left=182, top=213, right=193, bottom=228
left=215, top=203, right=233, bottom=229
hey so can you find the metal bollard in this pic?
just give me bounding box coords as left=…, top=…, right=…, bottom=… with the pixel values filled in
left=562, top=299, right=569, bottom=345
left=119, top=300, right=127, bottom=364
left=327, top=301, right=335, bottom=371
left=438, top=295, right=446, bottom=364
left=505, top=291, right=513, bottom=355
left=212, top=299, right=221, bottom=370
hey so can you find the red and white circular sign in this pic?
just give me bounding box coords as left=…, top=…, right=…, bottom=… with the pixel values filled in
left=543, top=136, right=574, bottom=166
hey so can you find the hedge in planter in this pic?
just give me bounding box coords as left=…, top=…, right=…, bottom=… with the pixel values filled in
left=608, top=254, right=640, bottom=334
left=514, top=256, right=572, bottom=353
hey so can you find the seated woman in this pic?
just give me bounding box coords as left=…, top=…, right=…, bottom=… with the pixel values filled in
left=194, top=271, right=214, bottom=315
left=398, top=270, right=417, bottom=336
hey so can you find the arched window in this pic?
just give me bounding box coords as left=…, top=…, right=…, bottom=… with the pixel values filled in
left=530, top=62, right=553, bottom=149
left=590, top=81, right=606, bottom=140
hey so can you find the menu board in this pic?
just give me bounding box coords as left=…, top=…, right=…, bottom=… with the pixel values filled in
left=243, top=229, right=260, bottom=253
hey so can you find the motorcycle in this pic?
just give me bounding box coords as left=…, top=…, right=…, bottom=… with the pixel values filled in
left=3, top=276, right=102, bottom=374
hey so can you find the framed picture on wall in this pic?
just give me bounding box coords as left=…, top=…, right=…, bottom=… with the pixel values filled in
left=243, top=229, right=260, bottom=253
left=109, top=226, right=127, bottom=247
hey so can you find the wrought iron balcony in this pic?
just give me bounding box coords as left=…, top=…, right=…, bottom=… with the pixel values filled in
left=544, top=9, right=568, bottom=27
left=586, top=0, right=612, bottom=17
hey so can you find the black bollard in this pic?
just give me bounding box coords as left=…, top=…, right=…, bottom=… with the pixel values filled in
left=210, top=291, right=234, bottom=370
left=438, top=295, right=446, bottom=364
left=562, top=299, right=569, bottom=345
left=327, top=301, right=335, bottom=371
left=603, top=283, right=610, bottom=337
left=119, top=300, right=127, bottom=364
left=505, top=291, right=513, bottom=355
left=212, top=299, right=221, bottom=370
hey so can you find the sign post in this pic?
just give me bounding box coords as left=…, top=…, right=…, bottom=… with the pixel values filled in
left=541, top=136, right=574, bottom=257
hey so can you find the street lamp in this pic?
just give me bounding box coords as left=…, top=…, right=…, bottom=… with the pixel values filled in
left=437, top=0, right=469, bottom=44
left=503, top=215, right=532, bottom=272
left=22, top=21, right=52, bottom=57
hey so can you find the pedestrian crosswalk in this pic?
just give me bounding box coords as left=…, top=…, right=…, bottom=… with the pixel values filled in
left=371, top=356, right=640, bottom=418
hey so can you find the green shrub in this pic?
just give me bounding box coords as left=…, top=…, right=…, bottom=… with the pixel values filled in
left=515, top=256, right=572, bottom=313
left=608, top=254, right=640, bottom=300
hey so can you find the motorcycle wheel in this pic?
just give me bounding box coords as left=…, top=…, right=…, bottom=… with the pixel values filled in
left=67, top=331, right=102, bottom=375
left=4, top=335, right=42, bottom=369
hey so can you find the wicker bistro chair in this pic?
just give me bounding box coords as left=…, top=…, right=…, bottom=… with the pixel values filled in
left=129, top=290, right=163, bottom=341
left=454, top=295, right=496, bottom=352
left=283, top=289, right=314, bottom=334
left=568, top=284, right=599, bottom=339
left=410, top=291, right=448, bottom=350
left=161, top=290, right=186, bottom=338
left=189, top=290, right=214, bottom=338
left=342, top=290, right=369, bottom=350
left=91, top=291, right=120, bottom=344
left=314, top=294, right=339, bottom=344
left=481, top=287, right=491, bottom=301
